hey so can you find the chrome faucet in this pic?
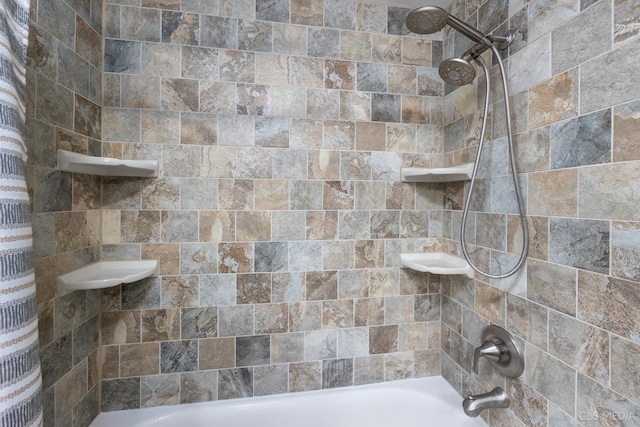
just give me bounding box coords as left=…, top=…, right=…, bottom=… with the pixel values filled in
left=472, top=325, right=524, bottom=378
left=462, top=387, right=510, bottom=417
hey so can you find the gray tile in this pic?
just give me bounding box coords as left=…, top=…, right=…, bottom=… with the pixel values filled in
left=140, top=374, right=180, bottom=408
left=254, top=364, right=288, bottom=396
left=218, top=368, right=253, bottom=399
left=478, top=0, right=508, bottom=33
left=121, top=6, right=161, bottom=42
left=579, top=162, right=640, bottom=221
left=237, top=335, right=270, bottom=366
left=160, top=340, right=198, bottom=373
left=122, top=277, right=161, bottom=310
left=551, top=0, right=611, bottom=74
left=550, top=110, right=611, bottom=169
left=218, top=305, right=254, bottom=336
left=34, top=169, right=72, bottom=213
left=387, top=7, right=410, bottom=35
left=101, top=378, right=140, bottom=411
left=507, top=294, right=548, bottom=351
left=162, top=12, right=199, bottom=45
left=238, top=19, right=273, bottom=52
left=549, top=311, right=609, bottom=384
left=525, top=344, right=576, bottom=415
left=322, top=358, right=353, bottom=389
left=307, top=28, right=340, bottom=59
left=581, top=37, right=640, bottom=114
left=200, top=274, right=236, bottom=306
left=414, top=294, right=441, bottom=322
left=255, top=242, right=288, bottom=272
left=38, top=0, right=75, bottom=47
left=181, top=307, right=218, bottom=339
left=256, top=0, right=289, bottom=23
left=35, top=76, right=74, bottom=129
left=610, top=336, right=640, bottom=405
left=200, top=16, right=237, bottom=49
left=372, top=93, right=401, bottom=123
left=549, top=218, right=609, bottom=274
left=527, top=259, right=576, bottom=316
left=578, top=271, right=640, bottom=344
left=357, top=62, right=387, bottom=92
left=324, top=0, right=356, bottom=30
left=41, top=333, right=73, bottom=391
left=104, top=40, right=141, bottom=74
left=577, top=372, right=640, bottom=427
left=180, top=371, right=217, bottom=404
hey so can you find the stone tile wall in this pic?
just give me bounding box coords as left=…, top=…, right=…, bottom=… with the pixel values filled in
left=25, top=0, right=104, bottom=425
left=439, top=0, right=640, bottom=425
left=98, top=0, right=446, bottom=412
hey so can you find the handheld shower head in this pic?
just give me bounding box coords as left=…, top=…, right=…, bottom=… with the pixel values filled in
left=439, top=57, right=476, bottom=86
left=406, top=5, right=490, bottom=44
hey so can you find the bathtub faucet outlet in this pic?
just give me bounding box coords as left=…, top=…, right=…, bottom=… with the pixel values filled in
left=462, top=387, right=510, bottom=417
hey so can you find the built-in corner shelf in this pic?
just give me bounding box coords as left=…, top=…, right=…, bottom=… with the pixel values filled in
left=400, top=253, right=474, bottom=278
left=56, top=260, right=158, bottom=297
left=57, top=149, right=159, bottom=177
left=400, top=163, right=473, bottom=183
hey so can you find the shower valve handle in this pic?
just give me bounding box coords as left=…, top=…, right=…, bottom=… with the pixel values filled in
left=472, top=341, right=503, bottom=374
left=472, top=325, right=525, bottom=378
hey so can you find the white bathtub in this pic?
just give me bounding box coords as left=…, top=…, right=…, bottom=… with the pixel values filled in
left=90, top=376, right=487, bottom=427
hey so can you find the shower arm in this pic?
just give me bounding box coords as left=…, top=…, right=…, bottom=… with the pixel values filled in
left=460, top=31, right=515, bottom=62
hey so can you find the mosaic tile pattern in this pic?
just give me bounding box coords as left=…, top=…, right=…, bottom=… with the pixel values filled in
left=32, top=0, right=640, bottom=424
left=440, top=0, right=640, bottom=425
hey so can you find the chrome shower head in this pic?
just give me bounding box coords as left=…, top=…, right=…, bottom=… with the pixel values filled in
left=439, top=57, right=476, bottom=86
left=406, top=6, right=449, bottom=34
left=406, top=5, right=489, bottom=44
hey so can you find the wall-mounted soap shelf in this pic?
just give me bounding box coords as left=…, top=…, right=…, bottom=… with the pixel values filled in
left=400, top=252, right=474, bottom=278
left=56, top=260, right=158, bottom=296
left=57, top=149, right=159, bottom=177
left=400, top=163, right=473, bottom=182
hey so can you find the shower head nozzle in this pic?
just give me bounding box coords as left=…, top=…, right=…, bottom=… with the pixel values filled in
left=406, top=5, right=490, bottom=44
left=439, top=57, right=476, bottom=86
left=406, top=6, right=450, bottom=35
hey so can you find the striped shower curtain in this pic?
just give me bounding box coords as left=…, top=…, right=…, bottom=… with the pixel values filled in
left=0, top=0, right=43, bottom=424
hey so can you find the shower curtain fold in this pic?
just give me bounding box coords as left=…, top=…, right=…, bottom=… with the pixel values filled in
left=0, top=0, right=43, bottom=425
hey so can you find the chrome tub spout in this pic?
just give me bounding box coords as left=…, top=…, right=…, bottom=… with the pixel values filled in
left=462, top=387, right=509, bottom=417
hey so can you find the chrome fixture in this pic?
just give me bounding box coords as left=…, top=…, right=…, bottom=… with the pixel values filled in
left=462, top=387, right=510, bottom=417
left=406, top=6, right=528, bottom=279
left=472, top=325, right=524, bottom=377
left=462, top=326, right=523, bottom=418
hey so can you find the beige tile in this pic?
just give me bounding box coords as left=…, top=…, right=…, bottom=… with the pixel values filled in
left=218, top=242, right=254, bottom=274
left=369, top=325, right=398, bottom=354
left=141, top=309, right=180, bottom=342
left=578, top=270, right=640, bottom=342
left=528, top=169, right=577, bottom=217
left=199, top=211, right=235, bottom=243
left=355, top=122, right=385, bottom=151
left=613, top=100, right=640, bottom=162
left=200, top=337, right=235, bottom=370
left=236, top=211, right=270, bottom=241
left=120, top=343, right=160, bottom=377
left=102, top=311, right=141, bottom=345
left=308, top=150, right=340, bottom=180
left=528, top=69, right=579, bottom=128
left=474, top=281, right=505, bottom=326
left=142, top=243, right=180, bottom=275
left=402, top=38, right=431, bottom=67
left=255, top=180, right=289, bottom=210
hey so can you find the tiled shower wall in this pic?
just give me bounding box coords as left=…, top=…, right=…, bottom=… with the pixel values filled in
left=97, top=0, right=447, bottom=412
left=26, top=0, right=103, bottom=424
left=439, top=0, right=640, bottom=425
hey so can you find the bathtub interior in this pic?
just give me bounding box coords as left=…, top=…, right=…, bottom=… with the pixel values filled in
left=91, top=376, right=488, bottom=427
